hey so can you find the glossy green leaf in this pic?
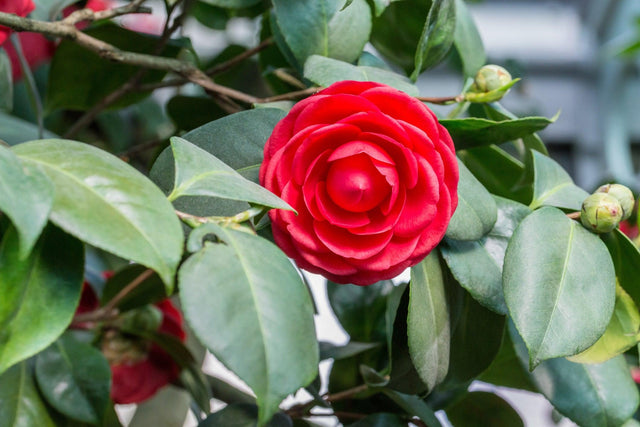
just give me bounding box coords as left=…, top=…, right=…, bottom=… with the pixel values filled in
left=100, top=264, right=167, bottom=312
left=348, top=413, right=406, bottom=427
left=482, top=103, right=548, bottom=155
left=510, top=323, right=639, bottom=427
left=411, top=0, right=456, bottom=80
left=458, top=145, right=530, bottom=204
left=35, top=334, right=111, bottom=424
left=441, top=197, right=530, bottom=314
left=452, top=0, right=485, bottom=77
left=529, top=149, right=588, bottom=210
left=408, top=251, right=450, bottom=391
left=200, top=403, right=292, bottom=426
left=304, top=55, right=419, bottom=96
left=446, top=391, right=523, bottom=427
left=168, top=136, right=291, bottom=211
left=199, top=0, right=262, bottom=8
left=603, top=229, right=640, bottom=309
left=385, top=282, right=408, bottom=369
left=272, top=0, right=371, bottom=69
left=445, top=159, right=497, bottom=241
left=13, top=139, right=183, bottom=288
left=151, top=109, right=284, bottom=216
left=440, top=116, right=556, bottom=151
left=0, top=146, right=53, bottom=258
left=0, top=50, right=12, bottom=112
left=327, top=280, right=393, bottom=342
left=0, top=225, right=83, bottom=375
left=166, top=95, right=227, bottom=131
left=478, top=329, right=536, bottom=392
left=0, top=362, right=55, bottom=427
left=129, top=386, right=191, bottom=427
left=208, top=375, right=256, bottom=405
left=503, top=207, right=616, bottom=367
left=179, top=223, right=318, bottom=424
left=568, top=284, right=640, bottom=364
left=319, top=341, right=382, bottom=361
left=0, top=112, right=58, bottom=145
left=382, top=390, right=442, bottom=427
left=442, top=285, right=505, bottom=389
left=46, top=25, right=183, bottom=111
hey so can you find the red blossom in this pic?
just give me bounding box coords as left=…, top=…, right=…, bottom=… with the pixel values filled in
left=619, top=220, right=639, bottom=240
left=260, top=80, right=459, bottom=285
left=0, top=0, right=35, bottom=47
left=76, top=280, right=186, bottom=404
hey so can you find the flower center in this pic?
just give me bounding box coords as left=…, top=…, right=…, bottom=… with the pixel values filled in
left=326, top=154, right=390, bottom=212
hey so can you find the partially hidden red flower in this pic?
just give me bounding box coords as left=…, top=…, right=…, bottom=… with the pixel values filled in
left=0, top=0, right=35, bottom=46
left=76, top=281, right=186, bottom=404
left=260, top=81, right=459, bottom=285
left=4, top=0, right=113, bottom=80
left=620, top=220, right=639, bottom=240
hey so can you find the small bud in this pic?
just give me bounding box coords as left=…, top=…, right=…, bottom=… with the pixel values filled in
left=119, top=305, right=163, bottom=333
left=580, top=193, right=623, bottom=233
left=595, top=183, right=635, bottom=221
left=474, top=65, right=512, bottom=93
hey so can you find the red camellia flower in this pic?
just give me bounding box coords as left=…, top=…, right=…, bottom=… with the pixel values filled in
left=76, top=282, right=186, bottom=404
left=0, top=0, right=35, bottom=46
left=260, top=80, right=459, bottom=285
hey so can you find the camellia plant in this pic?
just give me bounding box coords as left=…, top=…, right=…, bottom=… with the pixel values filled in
left=1, top=0, right=640, bottom=426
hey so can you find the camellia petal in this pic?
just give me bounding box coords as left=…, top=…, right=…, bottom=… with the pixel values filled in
left=260, top=81, right=459, bottom=285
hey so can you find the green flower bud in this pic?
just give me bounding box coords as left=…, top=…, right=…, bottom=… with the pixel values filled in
left=580, top=193, right=623, bottom=233
left=473, top=65, right=512, bottom=93
left=119, top=305, right=163, bottom=333
left=595, top=183, right=635, bottom=221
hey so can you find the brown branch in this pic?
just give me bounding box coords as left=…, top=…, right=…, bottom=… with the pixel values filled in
left=324, top=383, right=370, bottom=402
left=416, top=94, right=465, bottom=105
left=567, top=211, right=581, bottom=220
left=205, top=37, right=274, bottom=76
left=62, top=0, right=150, bottom=26
left=71, top=269, right=154, bottom=325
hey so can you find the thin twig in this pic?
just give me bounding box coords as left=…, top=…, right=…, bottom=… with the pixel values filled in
left=10, top=33, right=43, bottom=138
left=62, top=0, right=150, bottom=26
left=71, top=269, right=154, bottom=324
left=567, top=212, right=580, bottom=220
left=205, top=37, right=273, bottom=76
left=416, top=94, right=465, bottom=105
left=324, top=383, right=370, bottom=402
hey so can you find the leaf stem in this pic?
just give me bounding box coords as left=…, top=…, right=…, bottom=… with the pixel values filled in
left=566, top=211, right=580, bottom=220
left=10, top=33, right=43, bottom=139
left=175, top=208, right=262, bottom=233
left=416, top=94, right=464, bottom=105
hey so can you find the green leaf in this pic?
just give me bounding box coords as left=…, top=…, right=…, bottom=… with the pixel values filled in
left=272, top=0, right=371, bottom=69
left=166, top=95, right=227, bottom=131
left=568, top=284, right=640, bottom=364
left=458, top=145, right=530, bottom=204
left=529, top=149, right=588, bottom=210
left=35, top=334, right=111, bottom=424
left=510, top=322, right=639, bottom=427
left=382, top=390, right=442, bottom=427
left=602, top=229, right=640, bottom=309
left=0, top=49, right=12, bottom=112
left=100, top=264, right=167, bottom=312
left=0, top=112, right=58, bottom=145
left=0, top=225, right=83, bottom=375
left=441, top=197, right=530, bottom=314
left=200, top=403, right=292, bottom=426
left=46, top=25, right=183, bottom=112
left=478, top=328, right=536, bottom=392
left=199, top=0, right=262, bottom=8
left=179, top=223, right=318, bottom=425
left=303, top=55, right=419, bottom=96
left=208, top=375, right=256, bottom=405
left=0, top=146, right=53, bottom=258
left=319, top=341, right=382, bottom=361
left=445, top=159, right=497, bottom=241
left=168, top=136, right=292, bottom=211
left=440, top=116, right=556, bottom=151
left=452, top=0, right=485, bottom=77
left=327, top=280, right=393, bottom=342
left=503, top=207, right=616, bottom=368
left=385, top=282, right=408, bottom=368
left=411, top=0, right=456, bottom=81
left=408, top=251, right=450, bottom=392
left=129, top=386, right=191, bottom=427
left=446, top=391, right=524, bottom=427
left=482, top=103, right=548, bottom=155
left=0, top=362, right=56, bottom=427
left=13, top=139, right=184, bottom=289
left=151, top=109, right=285, bottom=216
left=348, top=413, right=406, bottom=427
left=441, top=285, right=505, bottom=389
